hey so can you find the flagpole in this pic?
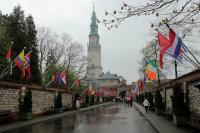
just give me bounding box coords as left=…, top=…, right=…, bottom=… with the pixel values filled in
left=45, top=80, right=53, bottom=87
left=165, top=22, right=197, bottom=78
left=9, top=42, right=13, bottom=75
left=0, top=66, right=10, bottom=77
left=182, top=43, right=200, bottom=66
left=10, top=62, right=12, bottom=75
left=68, top=82, right=76, bottom=90
left=174, top=60, right=178, bottom=78
left=165, top=22, right=181, bottom=78
left=154, top=41, right=161, bottom=84
left=0, top=64, right=16, bottom=79
left=165, top=22, right=200, bottom=66
left=182, top=52, right=199, bottom=68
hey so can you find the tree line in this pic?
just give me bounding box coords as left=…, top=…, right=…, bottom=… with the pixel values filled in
left=0, top=5, right=86, bottom=90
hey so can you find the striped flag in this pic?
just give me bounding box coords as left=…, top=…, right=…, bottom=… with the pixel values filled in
left=167, top=28, right=186, bottom=62
left=25, top=53, right=31, bottom=79
left=14, top=49, right=25, bottom=78
left=60, top=70, right=66, bottom=84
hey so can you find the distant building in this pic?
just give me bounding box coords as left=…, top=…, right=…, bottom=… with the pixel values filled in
left=85, top=6, right=102, bottom=87
left=98, top=72, right=126, bottom=87
left=83, top=6, right=126, bottom=88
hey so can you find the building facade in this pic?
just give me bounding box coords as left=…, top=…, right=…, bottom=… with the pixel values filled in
left=83, top=7, right=127, bottom=88
left=86, top=7, right=102, bottom=86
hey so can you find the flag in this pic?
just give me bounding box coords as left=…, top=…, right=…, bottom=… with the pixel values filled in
left=146, top=58, right=157, bottom=68
left=25, top=53, right=31, bottom=79
left=60, top=70, right=66, bottom=84
left=52, top=65, right=57, bottom=81
left=6, top=46, right=12, bottom=75
left=145, top=59, right=157, bottom=72
left=167, top=28, right=186, bottom=61
left=158, top=31, right=171, bottom=69
left=75, top=79, right=81, bottom=86
left=14, top=49, right=25, bottom=78
left=138, top=80, right=144, bottom=93
left=147, top=71, right=157, bottom=80
left=52, top=70, right=56, bottom=81
left=6, top=46, right=11, bottom=61
left=57, top=72, right=62, bottom=84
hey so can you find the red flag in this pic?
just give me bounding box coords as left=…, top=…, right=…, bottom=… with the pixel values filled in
left=6, top=47, right=11, bottom=61
left=158, top=31, right=170, bottom=69
left=138, top=80, right=144, bottom=93
left=75, top=79, right=81, bottom=86
left=60, top=70, right=66, bottom=84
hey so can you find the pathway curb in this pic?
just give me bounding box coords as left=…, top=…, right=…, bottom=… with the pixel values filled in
left=0, top=102, right=113, bottom=133
left=133, top=102, right=190, bottom=133
left=133, top=103, right=160, bottom=133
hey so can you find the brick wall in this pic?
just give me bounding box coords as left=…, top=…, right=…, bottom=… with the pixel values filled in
left=0, top=81, right=72, bottom=115
left=188, top=86, right=200, bottom=114
left=32, top=90, right=54, bottom=114
left=0, top=87, right=19, bottom=111
left=62, top=92, right=72, bottom=109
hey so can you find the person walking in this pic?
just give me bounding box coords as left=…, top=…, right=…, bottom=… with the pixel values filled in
left=76, top=98, right=80, bottom=110
left=129, top=96, right=133, bottom=107
left=143, top=97, right=150, bottom=112
left=126, top=96, right=131, bottom=107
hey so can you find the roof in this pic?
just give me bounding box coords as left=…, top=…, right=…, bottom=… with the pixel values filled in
left=98, top=71, right=118, bottom=80
left=118, top=76, right=126, bottom=81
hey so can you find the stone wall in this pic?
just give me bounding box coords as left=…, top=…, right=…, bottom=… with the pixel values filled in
left=0, top=87, right=19, bottom=111
left=188, top=86, right=200, bottom=114
left=62, top=92, right=72, bottom=109
left=32, top=90, right=54, bottom=114
left=145, top=69, right=200, bottom=129
left=0, top=81, right=73, bottom=115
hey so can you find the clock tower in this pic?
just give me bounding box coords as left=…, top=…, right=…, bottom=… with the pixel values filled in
left=86, top=6, right=102, bottom=85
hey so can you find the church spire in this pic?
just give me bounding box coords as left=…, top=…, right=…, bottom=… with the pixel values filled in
left=89, top=3, right=98, bottom=37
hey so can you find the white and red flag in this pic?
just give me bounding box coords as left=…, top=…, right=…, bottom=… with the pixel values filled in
left=60, top=70, right=66, bottom=84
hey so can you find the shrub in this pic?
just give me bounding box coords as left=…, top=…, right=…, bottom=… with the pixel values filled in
left=54, top=93, right=62, bottom=109
left=147, top=92, right=154, bottom=107
left=19, top=90, right=32, bottom=113
left=171, top=83, right=189, bottom=116
left=85, top=95, right=89, bottom=104
left=154, top=90, right=164, bottom=110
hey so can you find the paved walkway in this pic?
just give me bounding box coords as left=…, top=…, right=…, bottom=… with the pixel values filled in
left=1, top=104, right=157, bottom=133
left=0, top=103, right=112, bottom=133
left=134, top=102, right=191, bottom=133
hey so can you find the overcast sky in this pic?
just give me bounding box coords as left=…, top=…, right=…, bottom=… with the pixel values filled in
left=0, top=0, right=156, bottom=84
